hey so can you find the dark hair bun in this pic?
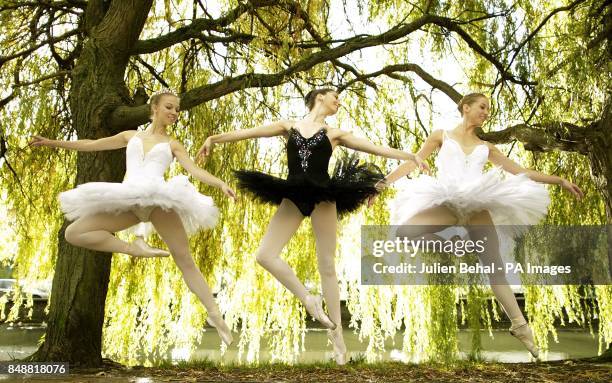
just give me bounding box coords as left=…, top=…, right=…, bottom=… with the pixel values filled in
left=304, top=88, right=335, bottom=110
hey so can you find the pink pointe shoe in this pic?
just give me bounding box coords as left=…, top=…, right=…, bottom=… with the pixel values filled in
left=207, top=313, right=234, bottom=347
left=327, top=326, right=348, bottom=365
left=131, top=237, right=170, bottom=258
left=304, top=294, right=336, bottom=330
left=510, top=322, right=539, bottom=358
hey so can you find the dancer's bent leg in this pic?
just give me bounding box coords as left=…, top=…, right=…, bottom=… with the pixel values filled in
left=396, top=205, right=459, bottom=239
left=254, top=199, right=308, bottom=301
left=65, top=212, right=167, bottom=257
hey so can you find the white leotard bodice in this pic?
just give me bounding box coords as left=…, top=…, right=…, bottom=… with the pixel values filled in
left=125, top=136, right=173, bottom=182
left=435, top=130, right=489, bottom=181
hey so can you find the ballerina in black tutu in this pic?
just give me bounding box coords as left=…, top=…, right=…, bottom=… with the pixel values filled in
left=198, top=88, right=428, bottom=364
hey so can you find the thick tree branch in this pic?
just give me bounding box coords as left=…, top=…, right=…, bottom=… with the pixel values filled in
left=13, top=70, right=70, bottom=88
left=0, top=0, right=85, bottom=12
left=84, top=0, right=110, bottom=35
left=112, top=13, right=535, bottom=128
left=94, top=1, right=153, bottom=55
left=133, top=0, right=277, bottom=54
left=0, top=92, right=16, bottom=109
left=195, top=31, right=255, bottom=44
left=477, top=122, right=591, bottom=154
left=338, top=63, right=462, bottom=102
left=112, top=14, right=437, bottom=127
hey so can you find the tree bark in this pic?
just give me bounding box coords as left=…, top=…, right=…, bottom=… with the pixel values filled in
left=585, top=99, right=612, bottom=280
left=588, top=100, right=612, bottom=220
left=27, top=0, right=153, bottom=367
left=588, top=100, right=612, bottom=356
left=28, top=157, right=120, bottom=366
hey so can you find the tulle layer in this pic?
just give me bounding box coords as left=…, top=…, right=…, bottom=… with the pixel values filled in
left=59, top=174, right=219, bottom=235
left=234, top=153, right=384, bottom=216
left=389, top=167, right=550, bottom=237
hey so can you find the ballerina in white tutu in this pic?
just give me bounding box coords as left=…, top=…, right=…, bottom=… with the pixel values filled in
left=378, top=93, right=583, bottom=357
left=30, top=90, right=236, bottom=346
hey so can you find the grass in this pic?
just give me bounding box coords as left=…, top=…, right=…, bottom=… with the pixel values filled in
left=60, top=357, right=612, bottom=383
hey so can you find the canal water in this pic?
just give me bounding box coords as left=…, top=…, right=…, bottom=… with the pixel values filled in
left=0, top=323, right=601, bottom=365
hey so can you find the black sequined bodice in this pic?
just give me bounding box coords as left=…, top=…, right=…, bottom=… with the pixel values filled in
left=287, top=127, right=332, bottom=183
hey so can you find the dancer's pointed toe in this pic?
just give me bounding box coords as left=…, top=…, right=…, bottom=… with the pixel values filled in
left=327, top=327, right=347, bottom=365
left=304, top=294, right=336, bottom=330
left=510, top=323, right=539, bottom=358
left=131, top=237, right=170, bottom=258
left=207, top=313, right=234, bottom=347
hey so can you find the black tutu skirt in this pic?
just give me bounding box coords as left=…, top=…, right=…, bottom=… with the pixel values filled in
left=234, top=153, right=384, bottom=217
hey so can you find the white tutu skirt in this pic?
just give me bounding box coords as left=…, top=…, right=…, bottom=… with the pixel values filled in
left=59, top=174, right=219, bottom=236
left=389, top=167, right=550, bottom=237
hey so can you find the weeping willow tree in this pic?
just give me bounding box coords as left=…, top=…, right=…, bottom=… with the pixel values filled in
left=0, top=0, right=610, bottom=366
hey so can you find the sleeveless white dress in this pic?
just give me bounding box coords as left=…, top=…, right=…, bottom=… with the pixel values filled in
left=59, top=135, right=219, bottom=235
left=389, top=130, right=550, bottom=237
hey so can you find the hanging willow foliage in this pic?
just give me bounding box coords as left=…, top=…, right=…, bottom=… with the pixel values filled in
left=1, top=0, right=610, bottom=365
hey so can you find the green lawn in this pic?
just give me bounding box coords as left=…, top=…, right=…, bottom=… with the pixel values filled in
left=43, top=358, right=610, bottom=383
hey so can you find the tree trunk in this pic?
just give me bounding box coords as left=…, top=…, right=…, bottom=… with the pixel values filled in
left=28, top=154, right=122, bottom=366
left=586, top=98, right=612, bottom=279
left=28, top=56, right=129, bottom=367
left=28, top=0, right=153, bottom=366
left=588, top=99, right=612, bottom=358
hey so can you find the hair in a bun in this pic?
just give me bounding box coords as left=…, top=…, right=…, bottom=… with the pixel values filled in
left=305, top=88, right=335, bottom=110
left=457, top=93, right=486, bottom=115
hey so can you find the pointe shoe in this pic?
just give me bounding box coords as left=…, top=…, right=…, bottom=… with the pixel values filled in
left=510, top=323, right=539, bottom=358
left=304, top=294, right=336, bottom=330
left=327, top=327, right=348, bottom=365
left=131, top=237, right=170, bottom=258
left=207, top=313, right=234, bottom=347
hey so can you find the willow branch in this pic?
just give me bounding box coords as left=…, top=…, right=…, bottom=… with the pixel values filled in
left=112, top=13, right=535, bottom=127
left=338, top=63, right=462, bottom=102
left=133, top=0, right=277, bottom=54
left=506, top=0, right=588, bottom=69
left=0, top=28, right=80, bottom=69
left=13, top=70, right=70, bottom=88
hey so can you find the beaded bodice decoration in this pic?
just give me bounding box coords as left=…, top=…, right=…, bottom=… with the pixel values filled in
left=286, top=127, right=332, bottom=183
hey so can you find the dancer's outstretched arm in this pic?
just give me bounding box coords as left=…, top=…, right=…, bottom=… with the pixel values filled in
left=197, top=120, right=290, bottom=159
left=488, top=144, right=584, bottom=199
left=381, top=129, right=443, bottom=185
left=29, top=131, right=135, bottom=151
left=171, top=141, right=237, bottom=200
left=334, top=129, right=430, bottom=173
